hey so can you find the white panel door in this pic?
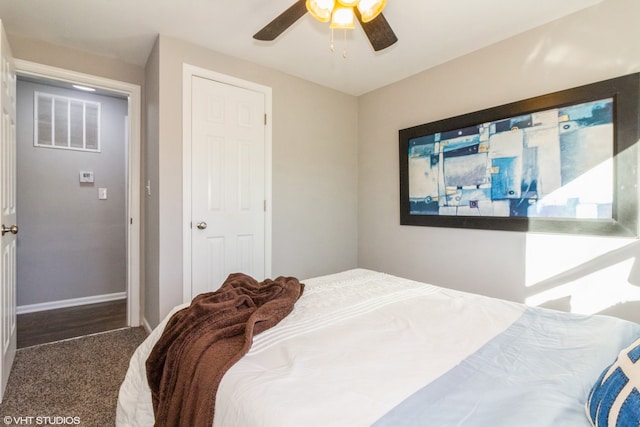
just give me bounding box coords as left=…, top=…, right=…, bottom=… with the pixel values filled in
left=191, top=76, right=266, bottom=297
left=0, top=20, right=16, bottom=403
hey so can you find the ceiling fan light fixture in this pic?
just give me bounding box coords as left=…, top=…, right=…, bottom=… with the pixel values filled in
left=306, top=0, right=336, bottom=22
left=253, top=0, right=397, bottom=52
left=357, top=0, right=386, bottom=22
left=330, top=6, right=356, bottom=29
left=336, top=0, right=360, bottom=7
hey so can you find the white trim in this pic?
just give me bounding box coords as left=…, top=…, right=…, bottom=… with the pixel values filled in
left=14, top=59, right=142, bottom=327
left=182, top=64, right=273, bottom=304
left=16, top=292, right=126, bottom=315
left=142, top=318, right=153, bottom=334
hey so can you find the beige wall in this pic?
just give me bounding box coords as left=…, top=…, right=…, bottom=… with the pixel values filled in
left=8, top=33, right=144, bottom=87
left=358, top=0, right=640, bottom=322
left=145, top=35, right=359, bottom=326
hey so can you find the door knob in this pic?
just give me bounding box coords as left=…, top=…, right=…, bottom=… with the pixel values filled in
left=1, top=224, right=18, bottom=236
left=196, top=222, right=207, bottom=230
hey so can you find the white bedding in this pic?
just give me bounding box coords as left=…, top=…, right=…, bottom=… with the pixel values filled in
left=116, top=269, right=640, bottom=426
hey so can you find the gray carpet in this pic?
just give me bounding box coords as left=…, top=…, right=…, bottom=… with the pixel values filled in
left=0, top=327, right=148, bottom=426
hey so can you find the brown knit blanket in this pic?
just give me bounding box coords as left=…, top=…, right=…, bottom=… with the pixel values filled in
left=146, top=273, right=304, bottom=427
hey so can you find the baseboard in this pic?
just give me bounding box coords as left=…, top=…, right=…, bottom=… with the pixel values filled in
left=142, top=317, right=153, bottom=334
left=17, top=292, right=127, bottom=315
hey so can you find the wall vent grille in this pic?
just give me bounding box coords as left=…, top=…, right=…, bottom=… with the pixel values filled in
left=34, top=91, right=101, bottom=152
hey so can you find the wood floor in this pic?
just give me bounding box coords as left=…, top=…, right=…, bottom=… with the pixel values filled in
left=16, top=299, right=127, bottom=348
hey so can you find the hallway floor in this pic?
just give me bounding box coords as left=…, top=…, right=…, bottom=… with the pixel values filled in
left=17, top=299, right=127, bottom=348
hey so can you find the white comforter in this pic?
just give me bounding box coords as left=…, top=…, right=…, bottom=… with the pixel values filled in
left=116, top=269, right=639, bottom=426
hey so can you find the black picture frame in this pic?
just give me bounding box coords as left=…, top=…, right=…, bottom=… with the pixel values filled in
left=399, top=73, right=639, bottom=236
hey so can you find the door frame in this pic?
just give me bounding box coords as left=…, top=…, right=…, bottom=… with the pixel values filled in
left=182, top=64, right=272, bottom=303
left=15, top=59, right=141, bottom=327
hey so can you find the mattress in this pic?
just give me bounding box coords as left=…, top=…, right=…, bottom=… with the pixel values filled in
left=116, top=269, right=640, bottom=426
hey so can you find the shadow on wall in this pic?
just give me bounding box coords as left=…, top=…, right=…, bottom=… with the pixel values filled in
left=524, top=238, right=640, bottom=322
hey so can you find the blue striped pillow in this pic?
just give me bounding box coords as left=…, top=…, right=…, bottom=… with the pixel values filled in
left=586, top=336, right=640, bottom=427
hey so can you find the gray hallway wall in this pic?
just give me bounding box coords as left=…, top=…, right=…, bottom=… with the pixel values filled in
left=16, top=79, right=128, bottom=307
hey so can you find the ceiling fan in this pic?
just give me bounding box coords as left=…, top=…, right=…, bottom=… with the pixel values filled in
left=253, top=0, right=398, bottom=52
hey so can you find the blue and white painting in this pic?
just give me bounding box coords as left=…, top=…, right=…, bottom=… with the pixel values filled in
left=408, top=98, right=614, bottom=219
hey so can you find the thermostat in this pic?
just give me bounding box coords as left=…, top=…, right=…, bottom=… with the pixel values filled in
left=79, top=171, right=94, bottom=183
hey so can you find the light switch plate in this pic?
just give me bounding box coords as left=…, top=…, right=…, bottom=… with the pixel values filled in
left=98, top=188, right=108, bottom=200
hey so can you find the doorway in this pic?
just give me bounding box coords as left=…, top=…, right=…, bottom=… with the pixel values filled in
left=13, top=60, right=141, bottom=344
left=15, top=76, right=127, bottom=346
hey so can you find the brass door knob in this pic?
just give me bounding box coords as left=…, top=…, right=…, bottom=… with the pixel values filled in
left=1, top=224, right=18, bottom=236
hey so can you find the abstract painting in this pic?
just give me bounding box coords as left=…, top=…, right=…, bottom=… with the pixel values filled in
left=399, top=73, right=639, bottom=236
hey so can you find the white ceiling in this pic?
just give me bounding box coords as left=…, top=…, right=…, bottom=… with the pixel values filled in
left=0, top=0, right=603, bottom=96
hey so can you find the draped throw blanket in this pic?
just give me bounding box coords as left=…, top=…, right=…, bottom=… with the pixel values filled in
left=146, top=273, right=304, bottom=427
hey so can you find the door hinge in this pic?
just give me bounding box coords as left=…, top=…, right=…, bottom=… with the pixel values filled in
left=264, top=113, right=267, bottom=126
left=264, top=200, right=267, bottom=212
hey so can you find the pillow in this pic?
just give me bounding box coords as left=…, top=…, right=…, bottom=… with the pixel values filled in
left=586, top=336, right=640, bottom=427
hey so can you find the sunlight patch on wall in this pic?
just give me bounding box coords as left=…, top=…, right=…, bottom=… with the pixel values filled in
left=532, top=158, right=612, bottom=219
left=524, top=234, right=630, bottom=287
left=525, top=258, right=640, bottom=315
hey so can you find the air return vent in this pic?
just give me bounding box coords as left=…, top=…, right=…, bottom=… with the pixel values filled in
left=34, top=91, right=100, bottom=152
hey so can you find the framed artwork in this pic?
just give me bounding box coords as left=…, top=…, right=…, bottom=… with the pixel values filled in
left=399, top=73, right=639, bottom=236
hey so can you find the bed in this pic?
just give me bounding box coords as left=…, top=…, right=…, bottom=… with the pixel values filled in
left=116, top=269, right=640, bottom=426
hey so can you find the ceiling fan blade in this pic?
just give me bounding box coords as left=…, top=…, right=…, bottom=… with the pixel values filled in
left=253, top=0, right=308, bottom=41
left=355, top=10, right=398, bottom=52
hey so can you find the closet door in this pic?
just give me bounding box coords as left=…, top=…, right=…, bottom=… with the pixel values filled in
left=190, top=75, right=267, bottom=297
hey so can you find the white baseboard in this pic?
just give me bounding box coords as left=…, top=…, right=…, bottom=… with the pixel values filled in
left=142, top=317, right=153, bottom=334
left=17, top=292, right=127, bottom=315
